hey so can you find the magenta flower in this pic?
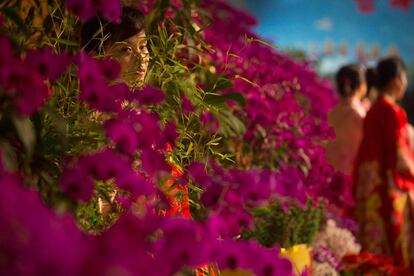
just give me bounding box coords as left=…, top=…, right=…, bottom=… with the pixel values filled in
left=154, top=218, right=210, bottom=274
left=104, top=119, right=139, bottom=155
left=210, top=239, right=250, bottom=271
left=200, top=182, right=223, bottom=208
left=60, top=165, right=95, bottom=202
left=115, top=169, right=155, bottom=197
left=66, top=0, right=121, bottom=22
left=25, top=48, right=73, bottom=82
left=134, top=86, right=165, bottom=105
left=99, top=57, right=121, bottom=80
left=181, top=95, right=195, bottom=114
left=134, top=110, right=162, bottom=150
left=161, top=122, right=178, bottom=147
left=4, top=63, right=50, bottom=115
left=200, top=111, right=220, bottom=132
left=274, top=167, right=308, bottom=205
left=77, top=53, right=123, bottom=112
left=140, top=148, right=170, bottom=176
left=0, top=172, right=87, bottom=275
left=187, top=162, right=210, bottom=186
left=85, top=149, right=127, bottom=181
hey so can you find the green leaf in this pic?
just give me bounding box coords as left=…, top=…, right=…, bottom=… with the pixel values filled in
left=48, top=37, right=79, bottom=47
left=217, top=110, right=246, bottom=135
left=205, top=92, right=246, bottom=107
left=0, top=7, right=27, bottom=33
left=12, top=115, right=36, bottom=158
left=213, top=78, right=233, bottom=91
left=0, top=140, right=18, bottom=171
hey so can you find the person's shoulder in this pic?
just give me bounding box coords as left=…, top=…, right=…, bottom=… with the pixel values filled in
left=367, top=99, right=400, bottom=123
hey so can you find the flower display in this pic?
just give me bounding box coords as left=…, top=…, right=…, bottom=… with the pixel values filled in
left=311, top=219, right=361, bottom=275
left=1, top=0, right=408, bottom=274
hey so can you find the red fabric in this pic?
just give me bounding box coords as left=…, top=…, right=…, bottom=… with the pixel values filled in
left=164, top=144, right=218, bottom=276
left=354, top=97, right=414, bottom=191
left=353, top=96, right=414, bottom=269
left=164, top=143, right=191, bottom=218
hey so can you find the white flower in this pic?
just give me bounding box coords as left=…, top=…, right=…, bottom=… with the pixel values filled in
left=313, top=219, right=361, bottom=260
left=312, top=261, right=338, bottom=276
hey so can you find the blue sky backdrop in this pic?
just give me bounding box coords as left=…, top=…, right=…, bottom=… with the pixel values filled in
left=231, top=0, right=414, bottom=74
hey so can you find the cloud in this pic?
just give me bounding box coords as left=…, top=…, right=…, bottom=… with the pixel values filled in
left=319, top=55, right=350, bottom=75
left=314, top=17, right=334, bottom=31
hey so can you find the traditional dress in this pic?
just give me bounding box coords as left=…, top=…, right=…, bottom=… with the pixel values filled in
left=354, top=96, right=414, bottom=270
left=164, top=144, right=218, bottom=276
left=326, top=98, right=366, bottom=176
left=164, top=143, right=191, bottom=218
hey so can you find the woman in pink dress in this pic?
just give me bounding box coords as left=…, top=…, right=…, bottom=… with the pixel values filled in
left=326, top=64, right=368, bottom=176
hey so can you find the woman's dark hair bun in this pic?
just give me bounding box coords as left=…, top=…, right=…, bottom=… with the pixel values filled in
left=376, top=56, right=406, bottom=91
left=335, top=64, right=366, bottom=97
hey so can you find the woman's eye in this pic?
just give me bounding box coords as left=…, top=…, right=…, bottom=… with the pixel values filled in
left=122, top=46, right=133, bottom=54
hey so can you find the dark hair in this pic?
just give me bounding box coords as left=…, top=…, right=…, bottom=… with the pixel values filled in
left=81, top=7, right=145, bottom=53
left=335, top=64, right=366, bottom=97
left=376, top=56, right=406, bottom=91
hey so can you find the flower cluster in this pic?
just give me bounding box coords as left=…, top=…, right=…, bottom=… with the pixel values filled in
left=0, top=37, right=73, bottom=115
left=341, top=251, right=411, bottom=275
left=1, top=164, right=294, bottom=275
left=311, top=219, right=361, bottom=274
left=354, top=0, right=413, bottom=12
left=201, top=1, right=345, bottom=210
left=66, top=0, right=121, bottom=22
left=2, top=0, right=389, bottom=274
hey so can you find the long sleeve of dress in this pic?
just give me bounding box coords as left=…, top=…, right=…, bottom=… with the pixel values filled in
left=383, top=106, right=414, bottom=191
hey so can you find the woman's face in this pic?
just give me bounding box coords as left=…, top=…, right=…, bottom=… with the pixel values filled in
left=395, top=71, right=408, bottom=100
left=108, top=30, right=149, bottom=88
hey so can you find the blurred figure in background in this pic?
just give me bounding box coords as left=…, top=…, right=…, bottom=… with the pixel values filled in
left=326, top=64, right=367, bottom=176
left=365, top=67, right=379, bottom=103
left=354, top=57, right=414, bottom=270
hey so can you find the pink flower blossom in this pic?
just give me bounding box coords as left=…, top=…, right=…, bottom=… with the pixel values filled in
left=66, top=0, right=121, bottom=22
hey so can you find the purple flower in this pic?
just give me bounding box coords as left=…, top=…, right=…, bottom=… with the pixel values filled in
left=115, top=193, right=132, bottom=209
left=60, top=166, right=95, bottom=202
left=134, top=86, right=165, bottom=105
left=66, top=0, right=121, bottom=22
left=0, top=172, right=87, bottom=275
left=115, top=169, right=155, bottom=197
left=161, top=122, right=178, bottom=147
left=99, top=57, right=121, bottom=80
left=65, top=0, right=95, bottom=21
left=67, top=148, right=129, bottom=186
left=187, top=162, right=210, bottom=186
left=104, top=119, right=139, bottom=155
left=312, top=247, right=341, bottom=270
left=6, top=63, right=50, bottom=115
left=181, top=95, right=195, bottom=114
left=252, top=249, right=293, bottom=276
left=25, top=48, right=73, bottom=82
left=134, top=111, right=162, bottom=150
left=200, top=111, right=219, bottom=132
left=140, top=148, right=170, bottom=176
left=201, top=181, right=223, bottom=208
left=211, top=239, right=250, bottom=271
left=154, top=218, right=210, bottom=274
left=78, top=54, right=124, bottom=112
left=274, top=167, right=308, bottom=205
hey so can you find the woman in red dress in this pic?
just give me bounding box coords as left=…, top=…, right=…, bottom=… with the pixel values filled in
left=354, top=57, right=414, bottom=270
